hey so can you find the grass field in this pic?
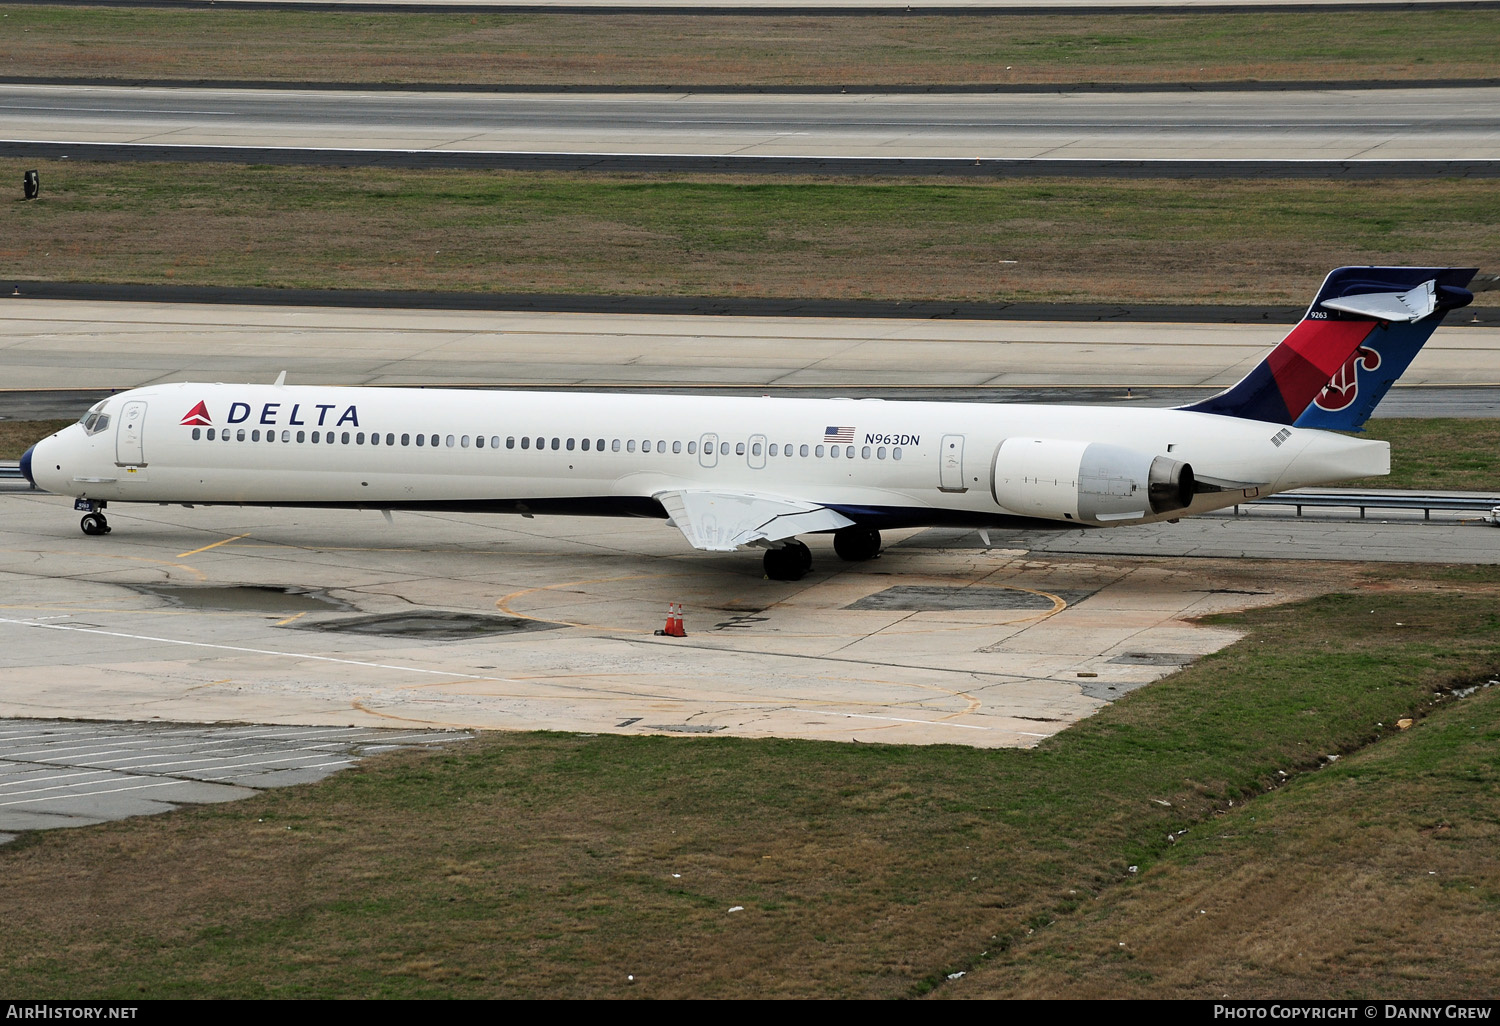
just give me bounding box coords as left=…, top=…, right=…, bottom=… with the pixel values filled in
left=1, top=580, right=1497, bottom=997
left=1, top=7, right=1494, bottom=87
left=8, top=162, right=1500, bottom=307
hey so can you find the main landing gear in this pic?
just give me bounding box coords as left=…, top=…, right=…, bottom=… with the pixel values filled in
left=763, top=539, right=812, bottom=582
left=80, top=512, right=111, bottom=535
left=833, top=526, right=881, bottom=562
left=762, top=528, right=883, bottom=582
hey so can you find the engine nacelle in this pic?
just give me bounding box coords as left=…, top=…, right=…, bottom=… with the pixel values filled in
left=991, top=438, right=1194, bottom=524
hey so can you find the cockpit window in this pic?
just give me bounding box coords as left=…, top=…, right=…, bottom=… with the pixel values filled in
left=79, top=404, right=112, bottom=436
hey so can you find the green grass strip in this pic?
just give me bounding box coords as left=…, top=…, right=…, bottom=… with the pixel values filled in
left=8, top=162, right=1500, bottom=307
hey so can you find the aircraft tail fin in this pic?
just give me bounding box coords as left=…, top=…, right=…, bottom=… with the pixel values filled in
left=1180, top=267, right=1476, bottom=426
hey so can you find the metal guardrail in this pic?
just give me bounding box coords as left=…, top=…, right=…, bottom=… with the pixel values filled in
left=1242, top=491, right=1500, bottom=521
left=0, top=462, right=24, bottom=482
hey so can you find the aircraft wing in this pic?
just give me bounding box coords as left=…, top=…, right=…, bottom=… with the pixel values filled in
left=655, top=489, right=855, bottom=552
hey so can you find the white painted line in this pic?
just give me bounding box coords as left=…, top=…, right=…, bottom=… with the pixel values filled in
left=1, top=139, right=1473, bottom=166
left=843, top=713, right=989, bottom=731
left=198, top=758, right=356, bottom=782
left=0, top=777, right=210, bottom=809
left=0, top=616, right=525, bottom=684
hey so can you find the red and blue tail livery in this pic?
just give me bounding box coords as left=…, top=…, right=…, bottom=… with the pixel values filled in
left=1181, top=266, right=1475, bottom=426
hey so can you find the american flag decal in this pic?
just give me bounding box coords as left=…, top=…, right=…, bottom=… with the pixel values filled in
left=823, top=425, right=855, bottom=443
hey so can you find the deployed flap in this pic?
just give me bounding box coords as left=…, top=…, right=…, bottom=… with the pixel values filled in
left=656, top=489, right=854, bottom=552
left=1321, top=280, right=1436, bottom=322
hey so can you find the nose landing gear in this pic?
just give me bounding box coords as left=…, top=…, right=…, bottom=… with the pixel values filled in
left=80, top=512, right=111, bottom=535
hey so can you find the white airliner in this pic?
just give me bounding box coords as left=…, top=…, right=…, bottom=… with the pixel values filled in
left=21, top=267, right=1476, bottom=580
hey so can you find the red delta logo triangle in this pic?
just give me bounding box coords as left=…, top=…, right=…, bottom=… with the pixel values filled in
left=180, top=401, right=212, bottom=426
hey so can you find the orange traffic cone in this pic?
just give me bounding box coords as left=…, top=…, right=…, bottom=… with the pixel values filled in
left=656, top=602, right=688, bottom=638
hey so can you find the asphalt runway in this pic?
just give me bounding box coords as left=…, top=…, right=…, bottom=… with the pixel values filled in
left=4, top=84, right=1495, bottom=171
left=0, top=721, right=469, bottom=843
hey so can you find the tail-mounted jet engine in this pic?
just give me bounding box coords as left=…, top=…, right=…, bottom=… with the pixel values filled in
left=991, top=438, right=1194, bottom=524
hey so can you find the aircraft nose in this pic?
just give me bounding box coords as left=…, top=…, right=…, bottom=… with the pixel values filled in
left=20, top=445, right=36, bottom=488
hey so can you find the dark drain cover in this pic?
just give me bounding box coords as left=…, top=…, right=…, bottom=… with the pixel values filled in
left=846, top=586, right=1094, bottom=612
left=1107, top=652, right=1195, bottom=666
left=130, top=585, right=353, bottom=613
left=290, top=611, right=561, bottom=640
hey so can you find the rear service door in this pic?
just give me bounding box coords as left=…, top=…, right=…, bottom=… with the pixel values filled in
left=938, top=433, right=966, bottom=492
left=116, top=401, right=148, bottom=466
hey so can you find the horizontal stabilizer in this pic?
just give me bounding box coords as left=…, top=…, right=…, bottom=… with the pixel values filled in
left=1320, top=280, right=1436, bottom=322
left=656, top=489, right=854, bottom=552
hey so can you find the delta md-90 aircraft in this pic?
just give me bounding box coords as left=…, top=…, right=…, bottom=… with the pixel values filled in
left=22, top=267, right=1477, bottom=581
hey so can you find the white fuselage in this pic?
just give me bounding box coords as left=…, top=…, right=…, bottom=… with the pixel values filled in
left=27, top=382, right=1389, bottom=534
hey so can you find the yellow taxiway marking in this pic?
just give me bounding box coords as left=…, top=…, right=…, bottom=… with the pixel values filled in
left=176, top=533, right=251, bottom=559
left=276, top=611, right=308, bottom=627
left=3, top=548, right=207, bottom=581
